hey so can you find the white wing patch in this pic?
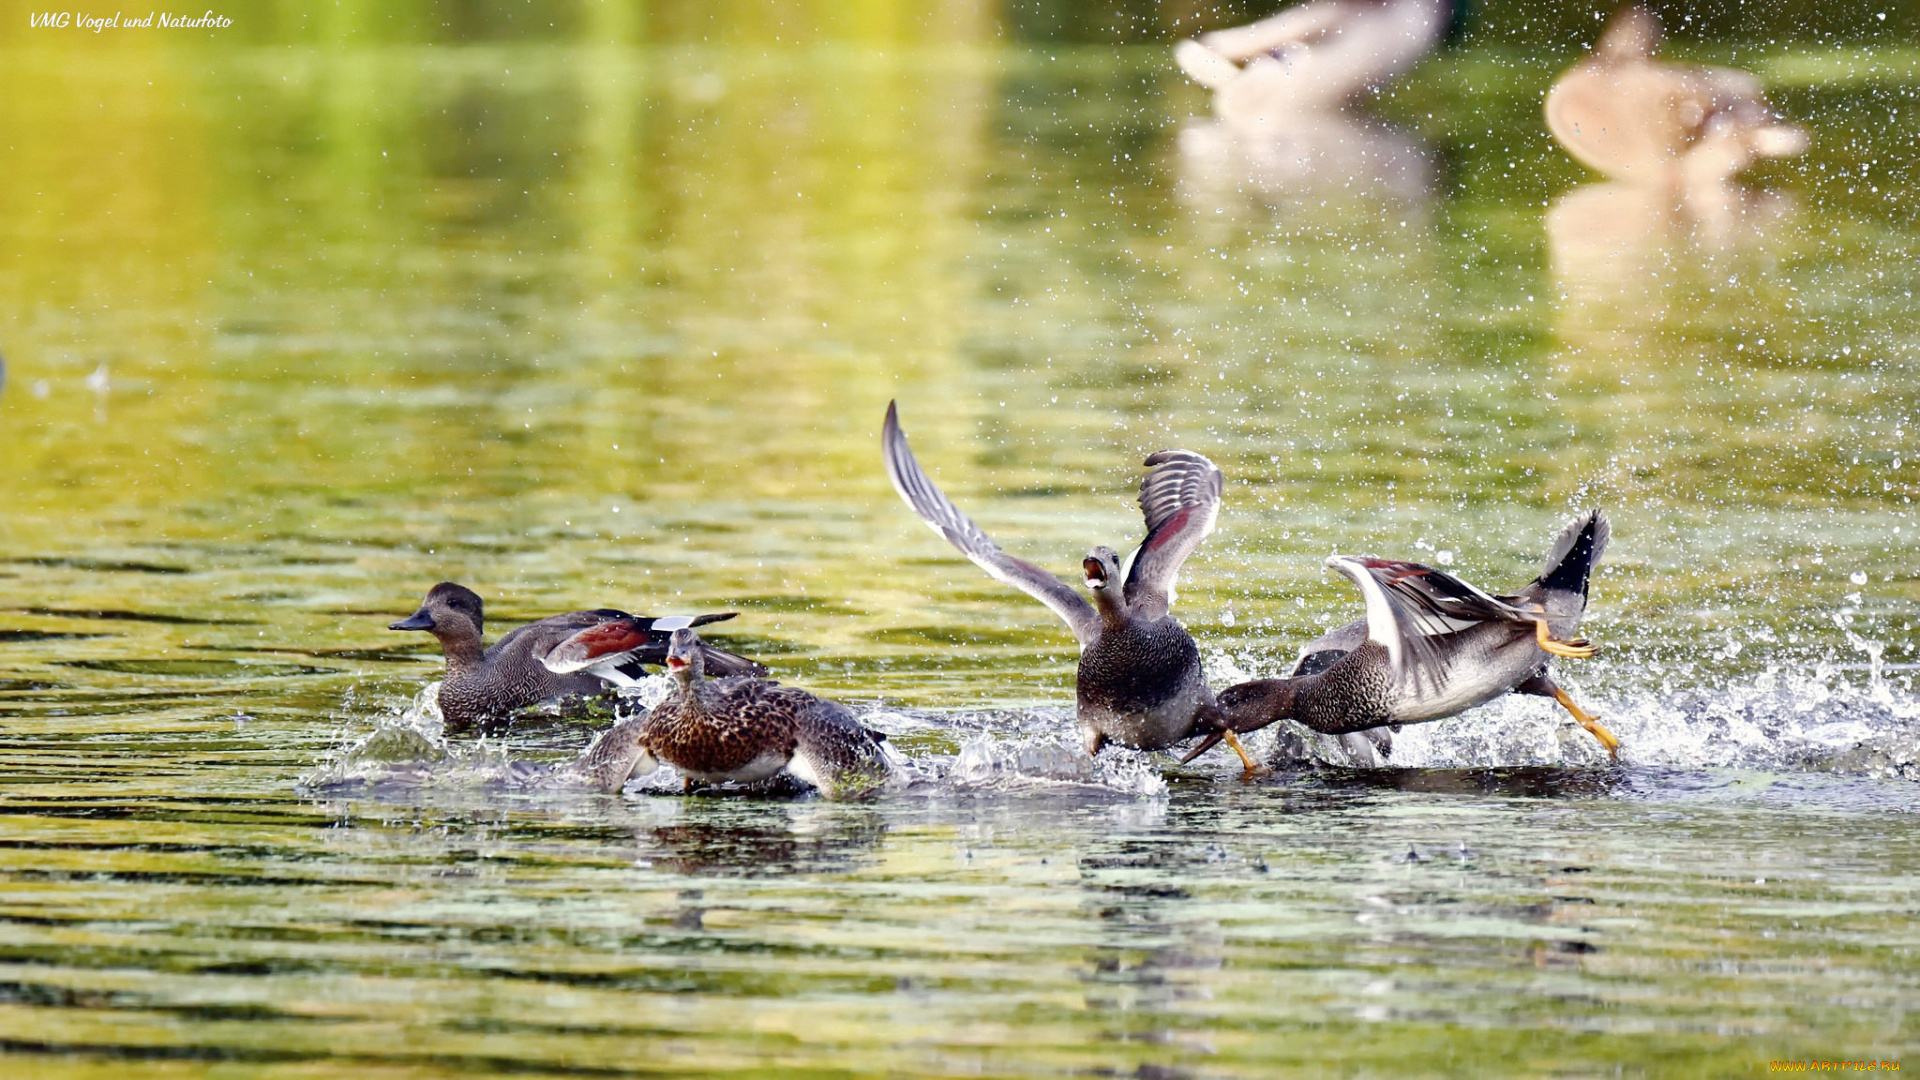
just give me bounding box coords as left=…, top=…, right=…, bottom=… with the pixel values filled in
left=1330, top=556, right=1406, bottom=669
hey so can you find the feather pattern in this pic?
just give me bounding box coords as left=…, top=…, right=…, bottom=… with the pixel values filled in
left=1327, top=555, right=1531, bottom=695
left=539, top=612, right=748, bottom=676
left=1123, top=450, right=1223, bottom=622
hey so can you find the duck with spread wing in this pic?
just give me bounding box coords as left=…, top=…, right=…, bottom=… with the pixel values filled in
left=882, top=402, right=1261, bottom=773
left=1188, top=510, right=1619, bottom=763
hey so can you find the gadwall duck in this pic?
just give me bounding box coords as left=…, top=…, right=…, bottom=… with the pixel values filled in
left=614, top=627, right=893, bottom=799
left=1189, top=510, right=1619, bottom=762
left=882, top=402, right=1261, bottom=773
left=389, top=582, right=765, bottom=732
left=1544, top=6, right=1806, bottom=193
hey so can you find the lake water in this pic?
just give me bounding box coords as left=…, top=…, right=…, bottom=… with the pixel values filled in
left=2, top=27, right=1918, bottom=1077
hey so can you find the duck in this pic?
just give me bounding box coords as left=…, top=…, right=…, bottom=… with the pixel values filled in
left=882, top=402, right=1262, bottom=773
left=1187, top=510, right=1619, bottom=763
left=389, top=582, right=765, bottom=733
left=1174, top=0, right=1462, bottom=123
left=616, top=627, right=894, bottom=799
left=1544, top=6, right=1807, bottom=194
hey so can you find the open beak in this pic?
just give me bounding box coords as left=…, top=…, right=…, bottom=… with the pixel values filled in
left=1082, top=559, right=1106, bottom=590
left=666, top=656, right=688, bottom=673
left=389, top=610, right=434, bottom=631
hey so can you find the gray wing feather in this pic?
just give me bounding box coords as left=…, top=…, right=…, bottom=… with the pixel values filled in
left=1121, top=449, right=1223, bottom=622
left=882, top=402, right=1098, bottom=646
left=1329, top=556, right=1531, bottom=695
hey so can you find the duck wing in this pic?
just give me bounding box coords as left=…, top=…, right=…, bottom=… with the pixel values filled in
left=1327, top=555, right=1531, bottom=694
left=882, top=402, right=1098, bottom=647
left=565, top=717, right=659, bottom=793
left=1121, top=450, right=1223, bottom=622
left=492, top=609, right=631, bottom=657
left=539, top=612, right=766, bottom=679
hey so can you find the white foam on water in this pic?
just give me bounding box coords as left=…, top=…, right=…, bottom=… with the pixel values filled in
left=1230, top=665, right=1920, bottom=781
left=947, top=733, right=1169, bottom=798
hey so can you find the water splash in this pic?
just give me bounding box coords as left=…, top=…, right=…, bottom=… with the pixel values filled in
left=300, top=681, right=645, bottom=793
left=307, top=646, right=1920, bottom=801
left=1224, top=663, right=1920, bottom=783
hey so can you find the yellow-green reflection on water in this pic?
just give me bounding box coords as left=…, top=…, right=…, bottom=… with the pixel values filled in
left=2, top=29, right=1919, bottom=1077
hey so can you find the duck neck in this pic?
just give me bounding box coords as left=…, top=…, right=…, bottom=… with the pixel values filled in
left=1090, top=585, right=1131, bottom=631
left=435, top=627, right=486, bottom=673
left=669, top=673, right=710, bottom=721
left=1226, top=676, right=1302, bottom=730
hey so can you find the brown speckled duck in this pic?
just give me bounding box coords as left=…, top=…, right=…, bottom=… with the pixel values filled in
left=389, top=582, right=765, bottom=733
left=882, top=402, right=1262, bottom=773
left=618, top=627, right=893, bottom=799
left=1189, top=510, right=1619, bottom=762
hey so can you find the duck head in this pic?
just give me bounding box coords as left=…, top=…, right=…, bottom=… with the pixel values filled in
left=664, top=626, right=706, bottom=685
left=390, top=582, right=485, bottom=644
left=1082, top=546, right=1124, bottom=592
left=1597, top=5, right=1659, bottom=64
left=1083, top=546, right=1131, bottom=625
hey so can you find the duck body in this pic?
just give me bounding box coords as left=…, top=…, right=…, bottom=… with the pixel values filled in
left=1203, top=510, right=1619, bottom=759
left=1075, top=602, right=1217, bottom=754
left=390, top=582, right=764, bottom=733
left=630, top=629, right=892, bottom=799
left=882, top=403, right=1262, bottom=771
left=1544, top=6, right=1805, bottom=192
left=1246, top=617, right=1560, bottom=735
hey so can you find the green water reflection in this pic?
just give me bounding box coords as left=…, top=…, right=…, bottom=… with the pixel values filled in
left=2, top=13, right=1919, bottom=1077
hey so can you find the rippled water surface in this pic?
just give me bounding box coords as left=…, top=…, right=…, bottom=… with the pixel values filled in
left=3, top=22, right=1920, bottom=1077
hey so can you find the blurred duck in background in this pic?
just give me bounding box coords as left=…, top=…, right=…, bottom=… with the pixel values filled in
left=1544, top=5, right=1807, bottom=350
left=1545, top=5, right=1807, bottom=199
left=1172, top=0, right=1464, bottom=207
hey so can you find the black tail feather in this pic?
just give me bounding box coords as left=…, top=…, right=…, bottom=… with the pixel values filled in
left=1536, top=509, right=1610, bottom=599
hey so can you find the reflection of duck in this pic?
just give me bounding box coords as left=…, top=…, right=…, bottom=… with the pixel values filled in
left=1545, top=175, right=1794, bottom=354
left=614, top=628, right=894, bottom=800
left=1190, top=511, right=1619, bottom=762
left=389, top=582, right=763, bottom=733
left=883, top=403, right=1261, bottom=773
left=1176, top=110, right=1433, bottom=206
left=634, top=810, right=889, bottom=878
left=1545, top=5, right=1806, bottom=195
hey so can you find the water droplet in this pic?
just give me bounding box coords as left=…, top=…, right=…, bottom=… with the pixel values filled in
left=1436, top=550, right=1454, bottom=566
left=1850, top=571, right=1868, bottom=586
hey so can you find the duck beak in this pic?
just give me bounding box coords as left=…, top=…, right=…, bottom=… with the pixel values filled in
left=1082, top=558, right=1106, bottom=590
left=666, top=656, right=688, bottom=673
left=390, top=610, right=434, bottom=631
